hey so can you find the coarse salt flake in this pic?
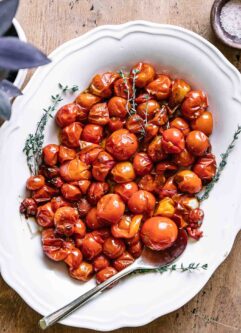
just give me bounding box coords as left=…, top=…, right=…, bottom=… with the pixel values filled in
left=220, top=0, right=241, bottom=39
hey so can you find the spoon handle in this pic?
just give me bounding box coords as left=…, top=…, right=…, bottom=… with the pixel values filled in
left=39, top=265, right=138, bottom=330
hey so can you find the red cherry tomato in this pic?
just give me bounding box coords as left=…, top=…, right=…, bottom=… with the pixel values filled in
left=128, top=190, right=156, bottom=216
left=169, top=79, right=191, bottom=107
left=113, top=182, right=138, bottom=203
left=96, top=266, right=118, bottom=284
left=181, top=90, right=208, bottom=119
left=174, top=170, right=202, bottom=194
left=26, top=175, right=45, bottom=191
left=186, top=130, right=210, bottom=156
left=141, top=216, right=178, bottom=250
left=133, top=152, right=153, bottom=176
left=93, top=255, right=110, bottom=272
left=130, top=62, right=156, bottom=88
left=81, top=124, right=103, bottom=144
left=88, top=103, right=110, bottom=126
left=55, top=103, right=79, bottom=128
left=162, top=128, right=185, bottom=154
left=36, top=202, right=55, bottom=227
left=146, top=75, right=172, bottom=100
left=87, top=182, right=109, bottom=205
left=108, top=96, right=129, bottom=118
left=69, top=261, right=93, bottom=281
left=43, top=144, right=59, bottom=166
left=90, top=72, right=119, bottom=98
left=60, top=158, right=90, bottom=182
left=191, top=111, right=213, bottom=136
left=96, top=194, right=125, bottom=225
left=170, top=117, right=190, bottom=136
left=58, top=145, right=76, bottom=164
left=111, top=162, right=136, bottom=183
left=103, top=237, right=126, bottom=259
left=60, top=122, right=83, bottom=148
left=114, top=77, right=133, bottom=99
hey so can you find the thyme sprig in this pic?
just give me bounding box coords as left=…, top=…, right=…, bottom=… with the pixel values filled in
left=198, top=124, right=241, bottom=201
left=134, top=263, right=208, bottom=275
left=23, top=83, right=79, bottom=175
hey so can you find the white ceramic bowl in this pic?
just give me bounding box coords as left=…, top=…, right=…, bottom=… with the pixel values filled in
left=0, top=21, right=241, bottom=331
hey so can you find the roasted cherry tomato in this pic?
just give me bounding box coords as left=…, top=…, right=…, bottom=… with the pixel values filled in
left=138, top=174, right=165, bottom=193
left=113, top=182, right=138, bottom=203
left=61, top=183, right=82, bottom=202
left=170, top=117, right=190, bottom=136
left=113, top=251, right=134, bottom=271
left=64, top=244, right=83, bottom=269
left=96, top=266, right=118, bottom=284
left=191, top=111, right=213, bottom=136
left=128, top=190, right=156, bottom=216
left=174, top=170, right=202, bottom=194
left=154, top=197, right=175, bottom=218
left=103, top=237, right=126, bottom=259
left=159, top=176, right=177, bottom=199
left=146, top=75, right=172, bottom=100
left=188, top=208, right=204, bottom=228
left=133, top=152, right=153, bottom=176
left=162, top=128, right=185, bottom=154
left=169, top=79, right=191, bottom=107
left=141, top=216, right=178, bottom=250
left=144, top=123, right=159, bottom=142
left=186, top=130, right=210, bottom=156
left=181, top=90, right=208, bottom=119
left=20, top=198, right=37, bottom=218
left=108, top=96, right=129, bottom=118
left=149, top=105, right=168, bottom=126
left=130, top=62, right=156, bottom=88
left=126, top=114, right=144, bottom=134
left=55, top=103, right=79, bottom=128
left=93, top=255, right=110, bottom=272
left=39, top=165, right=59, bottom=179
left=137, top=100, right=160, bottom=120
left=42, top=228, right=69, bottom=261
left=172, top=148, right=195, bottom=167
left=147, top=136, right=167, bottom=162
left=155, top=161, right=177, bottom=174
left=135, top=92, right=152, bottom=104
left=114, top=77, right=133, bottom=99
left=92, top=151, right=115, bottom=181
left=51, top=196, right=70, bottom=212
left=60, top=122, right=83, bottom=148
left=88, top=102, right=110, bottom=126
left=111, top=215, right=142, bottom=239
left=26, top=175, right=45, bottom=191
left=76, top=198, right=91, bottom=217
left=32, top=185, right=58, bottom=203
left=192, top=153, right=216, bottom=182
left=58, top=145, right=76, bottom=164
left=90, top=72, right=119, bottom=98
left=96, top=194, right=125, bottom=225
left=60, top=158, right=90, bottom=182
left=69, top=261, right=94, bottom=281
left=36, top=202, right=55, bottom=227
left=87, top=182, right=109, bottom=205
left=111, top=161, right=136, bottom=183
left=128, top=240, right=143, bottom=258
left=81, top=233, right=102, bottom=260
left=75, top=92, right=101, bottom=109
left=81, top=124, right=103, bottom=144
left=106, top=129, right=138, bottom=161
left=43, top=144, right=59, bottom=166
left=108, top=117, right=124, bottom=132
left=85, top=207, right=103, bottom=230
left=54, top=206, right=79, bottom=235
left=78, top=143, right=103, bottom=165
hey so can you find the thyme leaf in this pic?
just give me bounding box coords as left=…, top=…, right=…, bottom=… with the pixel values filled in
left=133, top=262, right=208, bottom=275
left=198, top=125, right=241, bottom=201
left=23, top=83, right=79, bottom=175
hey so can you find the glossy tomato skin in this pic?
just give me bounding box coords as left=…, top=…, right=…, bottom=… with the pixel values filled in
left=135, top=92, right=152, bottom=104
left=138, top=174, right=165, bottom=194
left=126, top=114, right=144, bottom=134
left=54, top=206, right=79, bottom=235
left=144, top=123, right=159, bottom=142
left=133, top=152, right=153, bottom=176
left=108, top=96, right=129, bottom=118
left=75, top=92, right=101, bottom=109
left=81, top=124, right=103, bottom=144
left=26, top=175, right=45, bottom=191
left=76, top=198, right=91, bottom=218
left=88, top=103, right=110, bottom=126
left=159, top=176, right=178, bottom=199
left=96, top=194, right=125, bottom=225
left=172, top=148, right=195, bottom=167
left=93, top=255, right=110, bottom=272
left=61, top=183, right=82, bottom=201
left=147, top=136, right=167, bottom=162
left=36, top=202, right=55, bottom=227
left=106, top=129, right=138, bottom=161
left=90, top=72, right=119, bottom=98
left=170, top=117, right=190, bottom=136
left=174, top=170, right=202, bottom=194
left=87, top=182, right=109, bottom=205
left=191, top=111, right=213, bottom=136
left=141, top=216, right=178, bottom=250
left=146, top=74, right=172, bottom=100
left=186, top=130, right=210, bottom=156
left=103, top=237, right=126, bottom=259
left=137, top=100, right=160, bottom=120
left=192, top=153, right=216, bottom=182
left=92, top=151, right=115, bottom=181
left=20, top=198, right=37, bottom=218
left=111, top=215, right=142, bottom=239
left=39, top=165, right=59, bottom=179
left=154, top=197, right=175, bottom=218
left=78, top=144, right=103, bottom=165
left=162, top=128, right=185, bottom=154
left=51, top=196, right=71, bottom=212
left=169, top=79, right=191, bottom=107
left=114, top=77, right=133, bottom=99
left=181, top=90, right=208, bottom=119
left=108, top=117, right=124, bottom=132
left=130, top=62, right=156, bottom=88
left=32, top=185, right=59, bottom=203
left=42, top=228, right=69, bottom=261
left=128, top=190, right=156, bottom=216
left=111, top=162, right=135, bottom=183
left=58, top=145, right=76, bottom=164
left=69, top=261, right=94, bottom=281
left=64, top=244, right=83, bottom=269
left=60, top=122, right=83, bottom=148
left=96, top=266, right=118, bottom=284
left=55, top=103, right=79, bottom=128
left=43, top=144, right=59, bottom=166
left=128, top=240, right=143, bottom=258
left=60, top=158, right=90, bottom=182
left=113, top=182, right=138, bottom=203
left=81, top=233, right=102, bottom=260
left=149, top=105, right=168, bottom=126
left=113, top=251, right=134, bottom=271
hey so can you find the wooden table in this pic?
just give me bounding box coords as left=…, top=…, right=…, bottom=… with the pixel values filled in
left=0, top=1, right=240, bottom=332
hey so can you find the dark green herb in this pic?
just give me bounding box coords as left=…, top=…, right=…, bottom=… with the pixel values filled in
left=198, top=125, right=241, bottom=201
left=23, top=83, right=79, bottom=175
left=133, top=263, right=208, bottom=275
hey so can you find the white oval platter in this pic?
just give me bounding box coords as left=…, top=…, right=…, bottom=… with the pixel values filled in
left=0, top=21, right=241, bottom=330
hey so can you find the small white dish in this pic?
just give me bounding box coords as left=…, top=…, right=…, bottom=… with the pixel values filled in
left=0, top=21, right=241, bottom=331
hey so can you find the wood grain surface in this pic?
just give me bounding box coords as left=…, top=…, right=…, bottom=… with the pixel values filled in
left=0, top=1, right=240, bottom=332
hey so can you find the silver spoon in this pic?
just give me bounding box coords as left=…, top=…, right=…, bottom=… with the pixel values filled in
left=39, top=229, right=187, bottom=330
